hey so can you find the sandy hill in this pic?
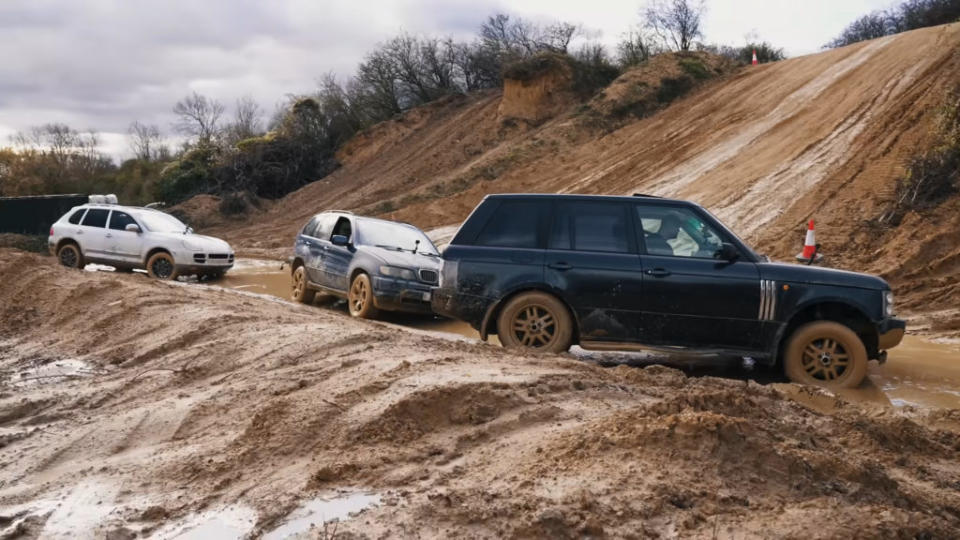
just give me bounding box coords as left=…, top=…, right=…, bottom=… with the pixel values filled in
left=219, top=23, right=960, bottom=333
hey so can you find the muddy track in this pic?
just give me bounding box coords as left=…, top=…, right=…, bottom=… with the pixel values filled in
left=1, top=250, right=959, bottom=538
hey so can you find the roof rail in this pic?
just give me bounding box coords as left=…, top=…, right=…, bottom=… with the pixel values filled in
left=327, top=209, right=354, bottom=215
left=632, top=193, right=662, bottom=198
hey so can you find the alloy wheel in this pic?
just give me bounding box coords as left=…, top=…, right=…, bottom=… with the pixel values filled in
left=59, top=247, right=77, bottom=268
left=801, top=337, right=850, bottom=382
left=511, top=305, right=557, bottom=348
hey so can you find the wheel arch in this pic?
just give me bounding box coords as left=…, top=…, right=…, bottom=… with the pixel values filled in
left=776, top=300, right=879, bottom=361
left=144, top=247, right=173, bottom=266
left=480, top=286, right=580, bottom=343
left=55, top=237, right=81, bottom=254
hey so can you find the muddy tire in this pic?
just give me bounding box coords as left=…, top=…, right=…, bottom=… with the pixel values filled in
left=202, top=270, right=225, bottom=281
left=348, top=273, right=378, bottom=319
left=497, top=292, right=573, bottom=354
left=784, top=321, right=868, bottom=388
left=56, top=243, right=84, bottom=269
left=146, top=252, right=179, bottom=281
left=291, top=266, right=316, bottom=304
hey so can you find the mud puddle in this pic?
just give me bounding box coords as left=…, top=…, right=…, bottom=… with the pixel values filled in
left=264, top=492, right=380, bottom=539
left=214, top=259, right=960, bottom=410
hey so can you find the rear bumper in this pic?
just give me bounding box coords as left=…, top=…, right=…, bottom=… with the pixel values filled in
left=431, top=288, right=489, bottom=330
left=877, top=317, right=906, bottom=350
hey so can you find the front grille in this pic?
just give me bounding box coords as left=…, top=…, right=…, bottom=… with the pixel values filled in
left=418, top=269, right=439, bottom=284
left=208, top=253, right=229, bottom=259
left=193, top=254, right=206, bottom=263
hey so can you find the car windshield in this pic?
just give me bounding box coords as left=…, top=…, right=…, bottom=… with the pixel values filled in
left=356, top=219, right=439, bottom=255
left=138, top=211, right=189, bottom=233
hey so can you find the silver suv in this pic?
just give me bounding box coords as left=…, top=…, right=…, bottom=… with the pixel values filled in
left=49, top=196, right=234, bottom=280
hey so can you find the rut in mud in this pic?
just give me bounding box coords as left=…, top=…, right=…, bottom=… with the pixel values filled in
left=2, top=251, right=960, bottom=538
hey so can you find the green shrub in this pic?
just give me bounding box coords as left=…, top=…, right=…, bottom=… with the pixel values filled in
left=679, top=58, right=710, bottom=80
left=219, top=192, right=251, bottom=216
left=657, top=75, right=695, bottom=103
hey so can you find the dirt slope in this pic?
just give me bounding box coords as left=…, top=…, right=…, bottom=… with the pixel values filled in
left=2, top=251, right=960, bottom=538
left=217, top=23, right=960, bottom=333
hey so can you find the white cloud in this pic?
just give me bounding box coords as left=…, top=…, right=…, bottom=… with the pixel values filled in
left=0, top=0, right=894, bottom=160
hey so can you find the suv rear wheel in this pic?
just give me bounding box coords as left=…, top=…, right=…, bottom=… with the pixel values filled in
left=146, top=252, right=179, bottom=280
left=57, top=243, right=84, bottom=269
left=291, top=266, right=316, bottom=304
left=784, top=321, right=868, bottom=388
left=497, top=292, right=573, bottom=354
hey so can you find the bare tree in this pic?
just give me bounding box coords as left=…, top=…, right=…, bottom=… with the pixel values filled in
left=223, top=96, right=264, bottom=146
left=644, top=0, right=706, bottom=51
left=617, top=29, right=656, bottom=67
left=127, top=121, right=163, bottom=161
left=172, top=92, right=225, bottom=143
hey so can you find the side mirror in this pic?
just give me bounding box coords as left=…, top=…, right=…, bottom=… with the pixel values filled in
left=331, top=234, right=349, bottom=247
left=125, top=223, right=141, bottom=234
left=716, top=242, right=740, bottom=261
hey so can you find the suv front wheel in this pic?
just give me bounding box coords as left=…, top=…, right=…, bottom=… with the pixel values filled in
left=783, top=321, right=868, bottom=388
left=146, top=252, right=179, bottom=281
left=497, top=292, right=573, bottom=354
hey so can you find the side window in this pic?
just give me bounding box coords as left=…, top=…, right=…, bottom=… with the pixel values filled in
left=67, top=209, right=87, bottom=225
left=315, top=214, right=336, bottom=240
left=109, top=211, right=138, bottom=231
left=301, top=216, right=321, bottom=237
left=331, top=216, right=352, bottom=240
left=635, top=205, right=725, bottom=259
left=474, top=200, right=546, bottom=249
left=81, top=209, right=109, bottom=228
left=550, top=201, right=631, bottom=253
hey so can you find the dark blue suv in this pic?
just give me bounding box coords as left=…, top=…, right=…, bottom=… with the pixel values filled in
left=289, top=211, right=441, bottom=318
left=432, top=194, right=906, bottom=388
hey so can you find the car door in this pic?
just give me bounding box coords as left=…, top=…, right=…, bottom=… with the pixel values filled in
left=322, top=215, right=355, bottom=292
left=78, top=208, right=110, bottom=259
left=299, top=214, right=332, bottom=285
left=635, top=203, right=762, bottom=351
left=544, top=200, right=644, bottom=342
left=105, top=210, right=143, bottom=263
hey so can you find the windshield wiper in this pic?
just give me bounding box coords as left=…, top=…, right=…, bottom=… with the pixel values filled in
left=375, top=244, right=404, bottom=251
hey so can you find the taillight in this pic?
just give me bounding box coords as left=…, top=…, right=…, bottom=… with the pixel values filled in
left=49, top=227, right=54, bottom=236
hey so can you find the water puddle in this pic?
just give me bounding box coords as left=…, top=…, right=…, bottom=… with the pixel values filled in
left=263, top=492, right=381, bottom=539
left=147, top=505, right=257, bottom=539
left=9, top=358, right=101, bottom=386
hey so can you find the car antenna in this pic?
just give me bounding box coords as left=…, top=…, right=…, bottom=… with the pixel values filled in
left=413, top=239, right=420, bottom=254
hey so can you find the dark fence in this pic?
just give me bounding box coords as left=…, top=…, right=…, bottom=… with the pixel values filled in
left=0, top=194, right=88, bottom=235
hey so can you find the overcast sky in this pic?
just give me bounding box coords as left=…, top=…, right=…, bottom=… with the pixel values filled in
left=0, top=0, right=894, bottom=160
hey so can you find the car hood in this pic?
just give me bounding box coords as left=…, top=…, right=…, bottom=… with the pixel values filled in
left=157, top=233, right=232, bottom=253
left=365, top=246, right=442, bottom=269
left=759, top=262, right=888, bottom=290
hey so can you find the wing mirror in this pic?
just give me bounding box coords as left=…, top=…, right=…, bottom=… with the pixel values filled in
left=716, top=242, right=740, bottom=261
left=125, top=223, right=141, bottom=234
left=331, top=234, right=350, bottom=247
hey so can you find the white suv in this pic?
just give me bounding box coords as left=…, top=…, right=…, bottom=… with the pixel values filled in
left=48, top=196, right=234, bottom=280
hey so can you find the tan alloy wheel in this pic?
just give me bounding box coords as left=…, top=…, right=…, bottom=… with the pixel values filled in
left=348, top=273, right=378, bottom=319
left=146, top=252, right=179, bottom=280
left=57, top=244, right=84, bottom=269
left=784, top=321, right=868, bottom=389
left=291, top=266, right=316, bottom=304
left=497, top=292, right=573, bottom=354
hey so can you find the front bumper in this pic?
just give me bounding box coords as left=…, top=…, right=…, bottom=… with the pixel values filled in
left=176, top=261, right=234, bottom=275
left=877, top=317, right=906, bottom=350
left=372, top=276, right=435, bottom=314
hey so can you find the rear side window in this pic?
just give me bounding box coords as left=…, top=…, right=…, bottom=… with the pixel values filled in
left=67, top=209, right=87, bottom=225
left=109, top=211, right=138, bottom=231
left=301, top=216, right=321, bottom=237
left=550, top=201, right=631, bottom=253
left=474, top=200, right=545, bottom=249
left=81, top=209, right=109, bottom=228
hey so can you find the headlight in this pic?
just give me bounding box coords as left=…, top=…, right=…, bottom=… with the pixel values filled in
left=379, top=265, right=416, bottom=280
left=884, top=290, right=894, bottom=316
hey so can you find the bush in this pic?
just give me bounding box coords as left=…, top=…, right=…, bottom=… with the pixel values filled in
left=828, top=0, right=960, bottom=47
left=678, top=57, right=710, bottom=79
left=880, top=86, right=960, bottom=225
left=219, top=192, right=251, bottom=216
left=155, top=145, right=219, bottom=204
left=657, top=75, right=695, bottom=102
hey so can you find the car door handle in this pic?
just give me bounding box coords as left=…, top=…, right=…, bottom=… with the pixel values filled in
left=105, top=233, right=112, bottom=238
left=644, top=268, right=671, bottom=277
left=548, top=262, right=573, bottom=271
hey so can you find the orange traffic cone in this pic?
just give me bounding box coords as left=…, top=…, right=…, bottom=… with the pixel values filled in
left=796, top=220, right=823, bottom=263
left=752, top=50, right=758, bottom=66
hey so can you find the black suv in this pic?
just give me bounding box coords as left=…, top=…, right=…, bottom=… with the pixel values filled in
left=432, top=194, right=906, bottom=388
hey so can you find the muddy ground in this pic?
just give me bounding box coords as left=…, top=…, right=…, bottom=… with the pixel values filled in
left=1, top=250, right=960, bottom=539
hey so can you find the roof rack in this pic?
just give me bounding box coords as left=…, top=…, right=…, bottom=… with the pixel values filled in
left=632, top=193, right=662, bottom=198
left=327, top=209, right=354, bottom=215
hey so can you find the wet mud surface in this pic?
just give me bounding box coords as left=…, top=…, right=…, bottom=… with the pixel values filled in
left=220, top=259, right=960, bottom=411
